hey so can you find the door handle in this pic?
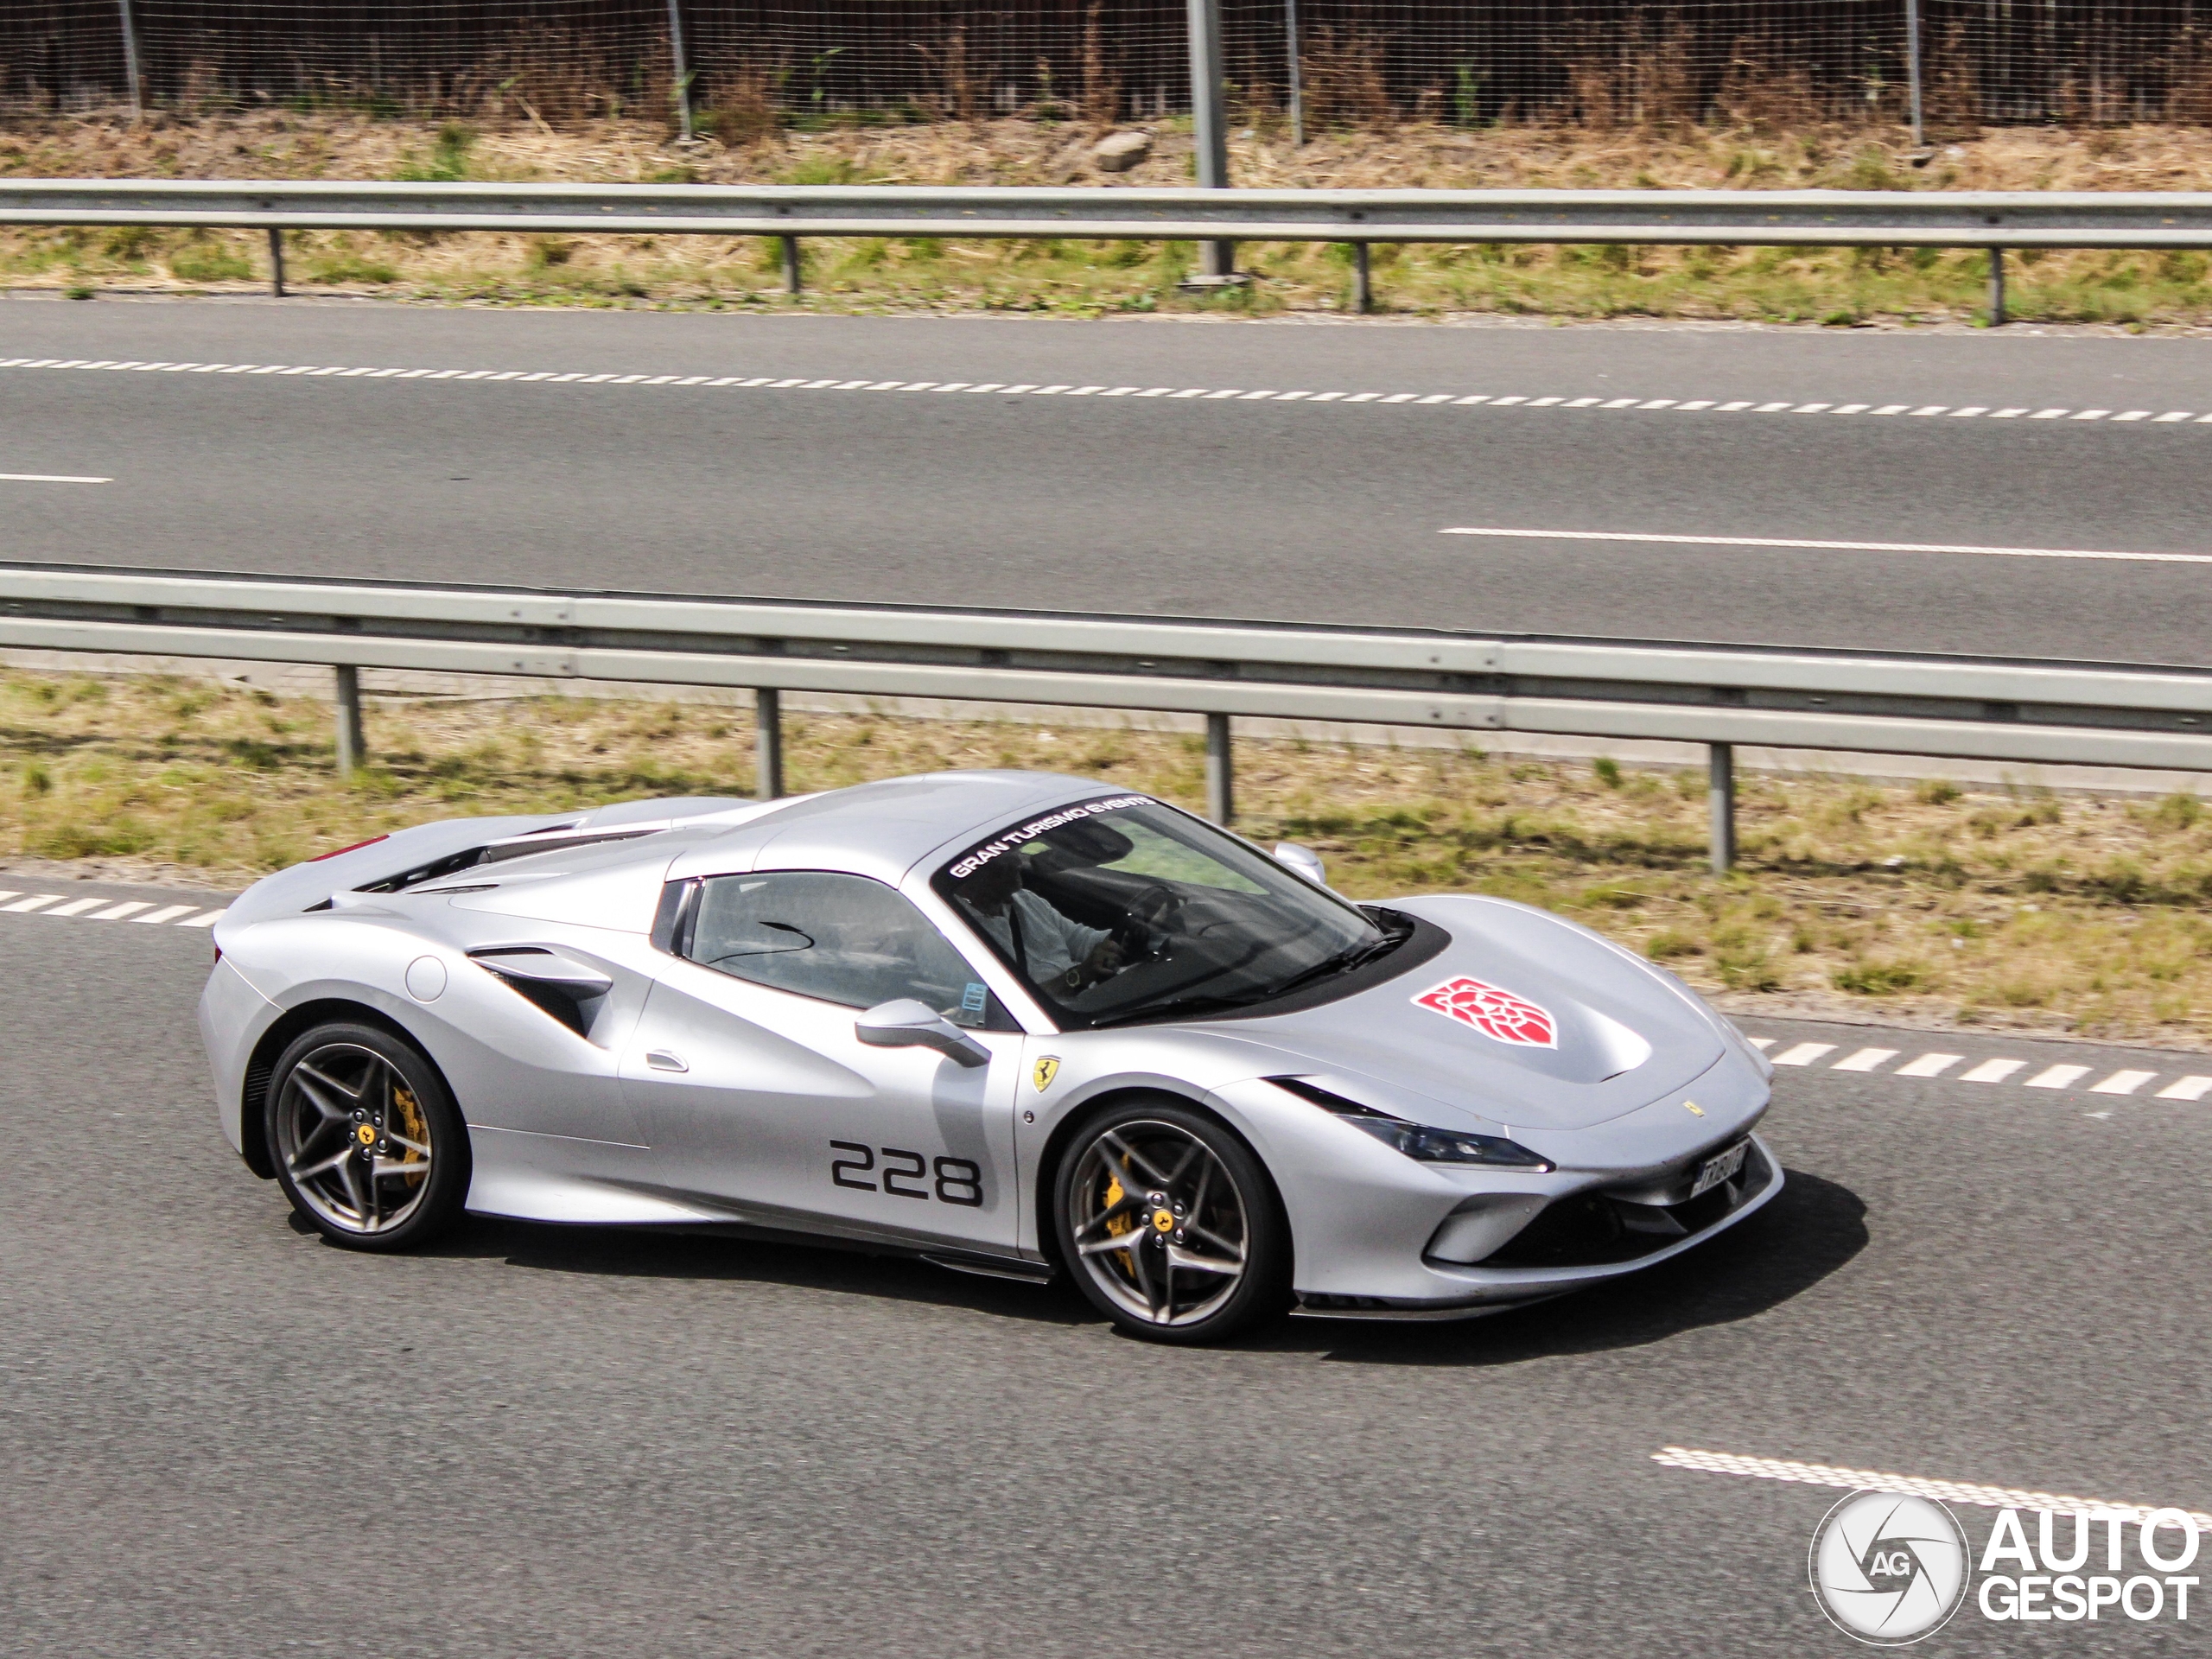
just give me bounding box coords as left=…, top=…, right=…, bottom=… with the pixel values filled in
left=645, top=1049, right=689, bottom=1073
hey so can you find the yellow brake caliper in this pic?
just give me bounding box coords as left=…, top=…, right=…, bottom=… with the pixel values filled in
left=391, top=1085, right=429, bottom=1186
left=1103, top=1166, right=1135, bottom=1259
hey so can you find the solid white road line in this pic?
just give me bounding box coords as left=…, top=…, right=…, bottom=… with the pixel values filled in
left=1439, top=526, right=2212, bottom=565
left=0, top=473, right=111, bottom=484
left=1894, top=1052, right=1963, bottom=1077
left=1652, top=1446, right=2212, bottom=1527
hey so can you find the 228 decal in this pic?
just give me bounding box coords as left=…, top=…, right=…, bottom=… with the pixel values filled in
left=829, top=1141, right=985, bottom=1206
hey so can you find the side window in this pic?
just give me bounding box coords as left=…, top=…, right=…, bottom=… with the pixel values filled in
left=683, top=872, right=1011, bottom=1028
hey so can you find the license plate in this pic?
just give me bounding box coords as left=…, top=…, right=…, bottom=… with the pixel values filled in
left=1691, top=1141, right=1748, bottom=1198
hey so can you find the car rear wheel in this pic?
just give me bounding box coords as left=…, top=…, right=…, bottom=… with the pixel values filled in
left=265, top=1021, right=467, bottom=1251
left=1053, top=1099, right=1289, bottom=1344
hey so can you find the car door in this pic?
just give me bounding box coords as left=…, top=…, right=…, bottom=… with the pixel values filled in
left=618, top=870, right=1023, bottom=1253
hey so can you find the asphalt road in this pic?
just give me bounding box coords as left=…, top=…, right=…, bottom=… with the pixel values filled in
left=5, top=297, right=2212, bottom=667
left=4, top=889, right=2206, bottom=1656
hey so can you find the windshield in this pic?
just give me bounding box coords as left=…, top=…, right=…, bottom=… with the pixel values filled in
left=931, top=795, right=1386, bottom=1028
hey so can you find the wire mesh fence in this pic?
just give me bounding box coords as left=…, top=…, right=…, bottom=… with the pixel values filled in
left=10, top=2, right=2212, bottom=128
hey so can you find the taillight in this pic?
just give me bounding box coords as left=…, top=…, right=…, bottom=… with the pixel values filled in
left=309, top=834, right=389, bottom=862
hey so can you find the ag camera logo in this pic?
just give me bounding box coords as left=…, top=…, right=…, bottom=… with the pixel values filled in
left=1809, top=1491, right=1971, bottom=1645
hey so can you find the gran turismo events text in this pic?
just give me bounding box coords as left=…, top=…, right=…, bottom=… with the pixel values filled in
left=1977, top=1509, right=2198, bottom=1623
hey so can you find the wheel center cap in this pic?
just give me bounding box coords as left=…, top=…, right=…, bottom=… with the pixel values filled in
left=1151, top=1209, right=1174, bottom=1233
left=355, top=1123, right=378, bottom=1147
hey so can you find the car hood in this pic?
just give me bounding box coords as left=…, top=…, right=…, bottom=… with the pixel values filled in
left=1206, top=893, right=1730, bottom=1132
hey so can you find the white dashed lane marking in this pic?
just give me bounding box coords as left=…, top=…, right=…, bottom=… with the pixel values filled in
left=1896, top=1052, right=1962, bottom=1077
left=0, top=472, right=111, bottom=484
left=3, top=357, right=2208, bottom=431
left=1751, top=1033, right=2210, bottom=1103
left=0, top=891, right=224, bottom=927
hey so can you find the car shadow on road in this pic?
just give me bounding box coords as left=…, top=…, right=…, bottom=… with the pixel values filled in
left=400, top=1213, right=1102, bottom=1329
left=365, top=1161, right=1864, bottom=1352
left=1274, top=1165, right=1866, bottom=1368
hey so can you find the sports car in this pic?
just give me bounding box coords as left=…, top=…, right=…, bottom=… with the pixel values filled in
left=200, top=770, right=1781, bottom=1343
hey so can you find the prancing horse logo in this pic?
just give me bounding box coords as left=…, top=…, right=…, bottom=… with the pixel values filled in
left=1033, top=1057, right=1060, bottom=1091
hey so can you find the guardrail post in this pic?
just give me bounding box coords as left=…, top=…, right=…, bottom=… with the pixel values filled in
left=1205, top=711, right=1234, bottom=824
left=1707, top=742, right=1735, bottom=874
left=1187, top=0, right=1236, bottom=279
left=1351, top=241, right=1371, bottom=313
left=665, top=0, right=694, bottom=143
left=1905, top=0, right=1925, bottom=148
left=1986, top=247, right=2006, bottom=326
left=781, top=235, right=802, bottom=296
left=755, top=687, right=784, bottom=799
left=334, top=665, right=364, bottom=778
left=267, top=228, right=286, bottom=296
left=117, top=0, right=143, bottom=118
left=1286, top=0, right=1305, bottom=147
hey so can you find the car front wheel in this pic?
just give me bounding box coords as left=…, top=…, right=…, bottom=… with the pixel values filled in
left=265, top=1021, right=468, bottom=1251
left=1053, top=1098, right=1289, bottom=1344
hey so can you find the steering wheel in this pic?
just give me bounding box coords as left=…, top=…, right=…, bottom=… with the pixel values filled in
left=1116, top=884, right=1185, bottom=962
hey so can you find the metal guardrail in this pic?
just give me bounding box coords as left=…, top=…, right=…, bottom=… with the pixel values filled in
left=2, top=562, right=2208, bottom=867
left=8, top=178, right=2210, bottom=314
left=8, top=181, right=2212, bottom=248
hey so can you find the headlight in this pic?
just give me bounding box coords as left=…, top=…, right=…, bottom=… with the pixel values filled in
left=1271, top=1077, right=1553, bottom=1171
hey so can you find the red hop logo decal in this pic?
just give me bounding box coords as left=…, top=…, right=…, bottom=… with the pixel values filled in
left=1412, top=976, right=1558, bottom=1047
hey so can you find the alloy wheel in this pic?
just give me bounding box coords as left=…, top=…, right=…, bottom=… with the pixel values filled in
left=272, top=1042, right=438, bottom=1236
left=1065, top=1119, right=1249, bottom=1328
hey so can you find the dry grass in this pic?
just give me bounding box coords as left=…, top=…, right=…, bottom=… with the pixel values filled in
left=5, top=666, right=2210, bottom=1046
left=10, top=110, right=2212, bottom=324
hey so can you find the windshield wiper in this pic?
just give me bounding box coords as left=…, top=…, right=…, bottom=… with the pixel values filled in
left=1090, top=990, right=1274, bottom=1028
left=1263, top=918, right=1413, bottom=999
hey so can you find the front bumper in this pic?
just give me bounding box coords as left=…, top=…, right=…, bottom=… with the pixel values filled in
left=1291, top=1133, right=1784, bottom=1320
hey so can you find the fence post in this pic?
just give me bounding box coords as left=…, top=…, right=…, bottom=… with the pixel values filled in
left=267, top=227, right=286, bottom=296
left=1708, top=742, right=1735, bottom=874
left=781, top=235, right=802, bottom=295
left=1205, top=711, right=1234, bottom=824
left=664, top=0, right=694, bottom=142
left=1286, top=0, right=1304, bottom=147
left=1186, top=0, right=1236, bottom=278
left=334, top=665, right=364, bottom=778
left=1905, top=0, right=1925, bottom=147
left=755, top=687, right=784, bottom=799
left=1351, top=241, right=1371, bottom=312
left=1986, top=246, right=2006, bottom=325
left=117, top=0, right=143, bottom=117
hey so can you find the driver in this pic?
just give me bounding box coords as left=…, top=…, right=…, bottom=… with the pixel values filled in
left=962, top=851, right=1124, bottom=995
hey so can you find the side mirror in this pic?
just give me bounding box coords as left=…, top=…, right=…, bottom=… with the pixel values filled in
left=1272, top=842, right=1328, bottom=888
left=855, top=998, right=992, bottom=1068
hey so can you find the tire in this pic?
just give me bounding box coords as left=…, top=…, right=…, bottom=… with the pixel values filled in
left=1052, top=1096, right=1290, bottom=1344
left=264, top=1020, right=469, bottom=1252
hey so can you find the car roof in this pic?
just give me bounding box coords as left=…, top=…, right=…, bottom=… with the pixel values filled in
left=661, top=769, right=1122, bottom=886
